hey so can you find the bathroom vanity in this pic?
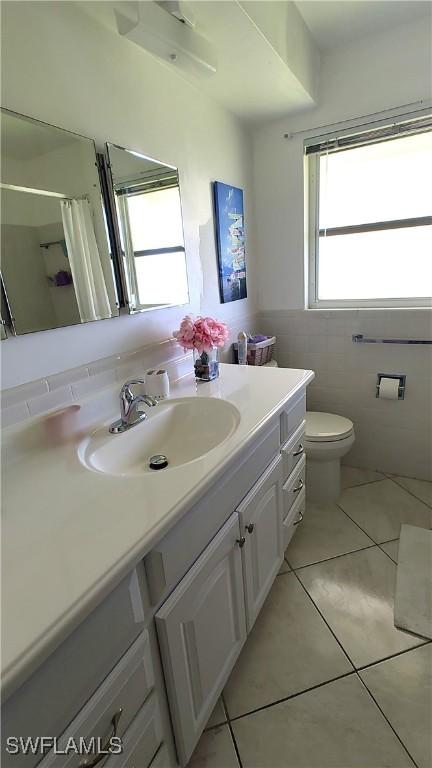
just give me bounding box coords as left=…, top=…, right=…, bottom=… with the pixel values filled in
left=1, top=364, right=313, bottom=767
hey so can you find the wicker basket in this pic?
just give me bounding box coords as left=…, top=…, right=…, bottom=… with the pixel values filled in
left=233, top=336, right=276, bottom=366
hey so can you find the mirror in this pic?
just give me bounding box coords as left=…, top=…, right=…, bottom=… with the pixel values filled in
left=0, top=109, right=119, bottom=336
left=106, top=143, right=189, bottom=312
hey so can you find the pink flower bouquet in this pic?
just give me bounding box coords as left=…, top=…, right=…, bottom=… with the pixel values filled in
left=173, top=315, right=229, bottom=381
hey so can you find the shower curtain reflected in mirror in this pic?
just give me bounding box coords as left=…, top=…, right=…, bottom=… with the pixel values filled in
left=60, top=199, right=111, bottom=322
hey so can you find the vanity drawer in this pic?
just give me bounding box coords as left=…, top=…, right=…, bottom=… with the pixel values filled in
left=282, top=454, right=306, bottom=520
left=280, top=391, right=306, bottom=445
left=283, top=489, right=306, bottom=551
left=281, top=420, right=306, bottom=481
left=104, top=694, right=163, bottom=768
left=39, top=631, right=154, bottom=767
left=2, top=568, right=147, bottom=768
left=145, top=419, right=280, bottom=606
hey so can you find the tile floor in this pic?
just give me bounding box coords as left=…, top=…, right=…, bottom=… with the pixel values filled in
left=188, top=468, right=432, bottom=768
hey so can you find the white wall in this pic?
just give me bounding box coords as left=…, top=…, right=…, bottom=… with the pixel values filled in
left=253, top=16, right=432, bottom=310
left=1, top=1, right=257, bottom=388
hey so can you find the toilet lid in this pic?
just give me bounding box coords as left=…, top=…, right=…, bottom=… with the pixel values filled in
left=306, top=412, right=354, bottom=442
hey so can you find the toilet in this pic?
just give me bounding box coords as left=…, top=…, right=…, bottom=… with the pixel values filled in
left=305, top=412, right=355, bottom=502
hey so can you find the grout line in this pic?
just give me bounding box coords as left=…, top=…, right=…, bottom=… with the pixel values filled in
left=287, top=542, right=378, bottom=572
left=341, top=475, right=387, bottom=490
left=227, top=722, right=243, bottom=768
left=227, top=670, right=357, bottom=724
left=222, top=696, right=244, bottom=768
left=356, top=640, right=432, bottom=674
left=293, top=566, right=427, bottom=766
left=386, top=474, right=432, bottom=509
left=355, top=673, right=420, bottom=768
left=292, top=569, right=357, bottom=668
left=335, top=501, right=384, bottom=545
left=377, top=541, right=399, bottom=564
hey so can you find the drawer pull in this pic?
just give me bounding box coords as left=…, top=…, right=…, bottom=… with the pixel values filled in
left=245, top=523, right=255, bottom=534
left=80, top=708, right=123, bottom=767
left=293, top=511, right=304, bottom=526
left=293, top=444, right=304, bottom=457
left=293, top=479, right=304, bottom=493
left=236, top=536, right=246, bottom=548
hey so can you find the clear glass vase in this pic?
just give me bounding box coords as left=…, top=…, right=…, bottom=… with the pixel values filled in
left=193, top=347, right=219, bottom=381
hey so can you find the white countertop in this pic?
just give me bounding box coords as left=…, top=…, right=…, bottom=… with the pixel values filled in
left=1, top=364, right=313, bottom=697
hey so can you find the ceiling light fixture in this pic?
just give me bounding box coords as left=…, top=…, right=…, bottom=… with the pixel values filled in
left=115, top=1, right=217, bottom=78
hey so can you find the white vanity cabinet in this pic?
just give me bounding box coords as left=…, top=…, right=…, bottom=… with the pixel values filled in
left=155, top=513, right=246, bottom=766
left=237, top=455, right=283, bottom=631
left=153, top=389, right=308, bottom=766
left=2, top=381, right=311, bottom=768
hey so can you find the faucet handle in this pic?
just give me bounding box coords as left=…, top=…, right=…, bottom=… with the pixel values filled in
left=121, top=379, right=146, bottom=401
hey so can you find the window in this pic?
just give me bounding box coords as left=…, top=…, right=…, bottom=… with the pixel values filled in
left=307, top=116, right=432, bottom=308
left=116, top=185, right=188, bottom=310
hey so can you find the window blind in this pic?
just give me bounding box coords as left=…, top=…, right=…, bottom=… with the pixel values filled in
left=305, top=114, right=432, bottom=155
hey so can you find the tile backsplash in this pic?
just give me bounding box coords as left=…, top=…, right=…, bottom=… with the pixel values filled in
left=1, top=314, right=258, bottom=428
left=1, top=338, right=188, bottom=427
left=259, top=309, right=432, bottom=481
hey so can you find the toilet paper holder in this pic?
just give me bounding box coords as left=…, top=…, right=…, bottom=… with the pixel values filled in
left=376, top=373, right=406, bottom=400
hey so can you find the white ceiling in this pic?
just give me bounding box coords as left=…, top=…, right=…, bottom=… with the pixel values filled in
left=78, top=1, right=431, bottom=123
left=295, top=1, right=432, bottom=51
left=79, top=1, right=316, bottom=122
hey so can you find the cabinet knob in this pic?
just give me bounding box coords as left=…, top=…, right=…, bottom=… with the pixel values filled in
left=79, top=708, right=123, bottom=767
left=245, top=523, right=255, bottom=534
left=293, top=479, right=304, bottom=493
left=236, top=536, right=246, bottom=548
left=293, top=444, right=304, bottom=457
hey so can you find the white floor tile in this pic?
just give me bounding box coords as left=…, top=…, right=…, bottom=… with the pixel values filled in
left=338, top=479, right=432, bottom=543
left=223, top=573, right=352, bottom=718
left=205, top=698, right=226, bottom=730
left=187, top=725, right=238, bottom=768
left=391, top=475, right=432, bottom=507
left=297, top=547, right=426, bottom=668
left=278, top=559, right=290, bottom=573
left=379, top=540, right=399, bottom=563
left=360, top=645, right=432, bottom=768
left=286, top=501, right=373, bottom=568
left=232, top=675, right=414, bottom=767
left=341, top=466, right=385, bottom=489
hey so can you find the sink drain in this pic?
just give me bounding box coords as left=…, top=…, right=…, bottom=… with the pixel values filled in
left=149, top=454, right=168, bottom=470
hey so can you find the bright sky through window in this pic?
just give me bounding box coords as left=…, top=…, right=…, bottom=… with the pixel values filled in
left=317, top=132, right=432, bottom=301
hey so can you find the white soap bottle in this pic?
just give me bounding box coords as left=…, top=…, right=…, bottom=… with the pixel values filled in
left=237, top=331, right=248, bottom=365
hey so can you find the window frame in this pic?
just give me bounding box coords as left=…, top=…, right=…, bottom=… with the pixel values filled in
left=307, top=126, right=432, bottom=310
left=116, top=186, right=187, bottom=312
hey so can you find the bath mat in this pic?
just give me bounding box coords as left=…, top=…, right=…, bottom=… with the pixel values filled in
left=394, top=524, right=432, bottom=640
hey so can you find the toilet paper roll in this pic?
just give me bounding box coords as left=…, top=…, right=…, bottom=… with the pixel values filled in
left=145, top=369, right=170, bottom=399
left=378, top=377, right=399, bottom=400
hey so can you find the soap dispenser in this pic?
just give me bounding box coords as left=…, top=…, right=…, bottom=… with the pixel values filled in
left=237, top=331, right=248, bottom=365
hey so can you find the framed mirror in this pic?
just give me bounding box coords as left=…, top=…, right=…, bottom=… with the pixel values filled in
left=105, top=143, right=189, bottom=313
left=0, top=108, right=120, bottom=336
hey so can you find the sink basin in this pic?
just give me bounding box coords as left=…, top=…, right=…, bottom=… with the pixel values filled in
left=79, top=397, right=240, bottom=477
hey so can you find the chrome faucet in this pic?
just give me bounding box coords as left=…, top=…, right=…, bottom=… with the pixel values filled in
left=109, top=380, right=158, bottom=434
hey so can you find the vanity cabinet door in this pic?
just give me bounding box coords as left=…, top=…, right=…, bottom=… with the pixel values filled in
left=155, top=513, right=246, bottom=766
left=237, top=455, right=283, bottom=631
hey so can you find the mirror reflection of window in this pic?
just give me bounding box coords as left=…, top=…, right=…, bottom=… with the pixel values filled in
left=107, top=144, right=189, bottom=313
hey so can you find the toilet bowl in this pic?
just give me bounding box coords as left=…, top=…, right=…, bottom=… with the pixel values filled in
left=305, top=412, right=355, bottom=502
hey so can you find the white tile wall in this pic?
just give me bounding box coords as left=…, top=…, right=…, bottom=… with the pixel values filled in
left=1, top=314, right=258, bottom=428
left=259, top=309, right=432, bottom=481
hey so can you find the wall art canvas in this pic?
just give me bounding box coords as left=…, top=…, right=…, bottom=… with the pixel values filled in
left=213, top=181, right=247, bottom=303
